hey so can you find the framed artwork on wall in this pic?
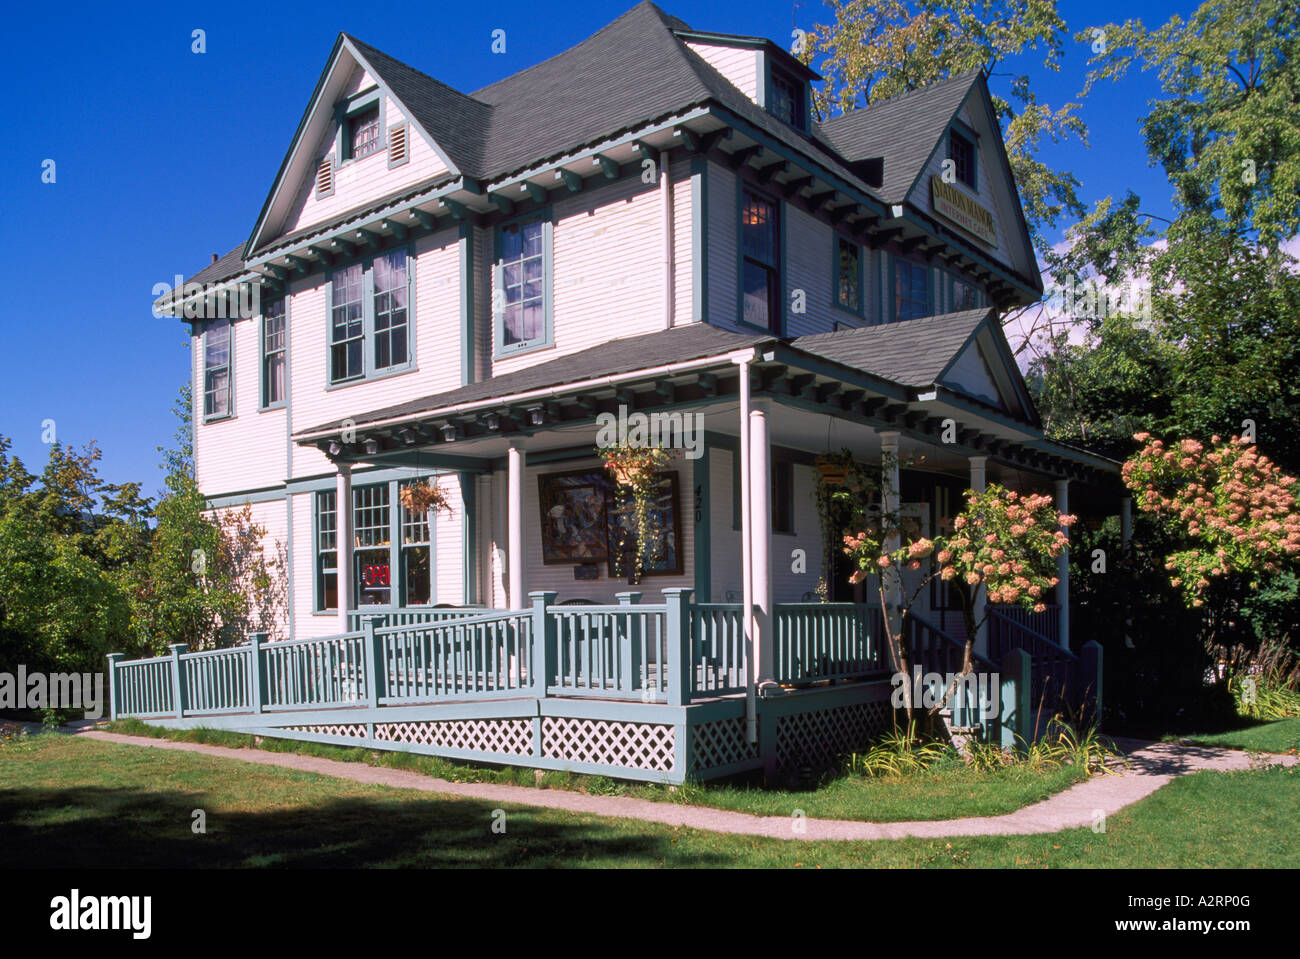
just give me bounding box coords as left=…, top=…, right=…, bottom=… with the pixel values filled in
left=537, top=469, right=610, bottom=564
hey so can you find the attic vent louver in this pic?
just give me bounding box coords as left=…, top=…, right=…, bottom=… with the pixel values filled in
left=315, top=157, right=334, bottom=199
left=388, top=123, right=409, bottom=168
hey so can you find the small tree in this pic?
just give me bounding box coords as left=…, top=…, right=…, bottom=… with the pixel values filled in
left=843, top=483, right=1073, bottom=724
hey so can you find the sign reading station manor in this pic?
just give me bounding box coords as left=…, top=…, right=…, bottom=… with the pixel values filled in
left=930, top=175, right=997, bottom=247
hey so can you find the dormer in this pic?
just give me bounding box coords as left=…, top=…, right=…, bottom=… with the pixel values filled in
left=675, top=28, right=818, bottom=134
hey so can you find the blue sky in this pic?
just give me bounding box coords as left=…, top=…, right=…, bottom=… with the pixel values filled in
left=0, top=0, right=1192, bottom=498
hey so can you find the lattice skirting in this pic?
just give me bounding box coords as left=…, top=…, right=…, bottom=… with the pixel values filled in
left=691, top=716, right=759, bottom=772
left=541, top=717, right=676, bottom=772
left=773, top=700, right=892, bottom=773
left=283, top=723, right=367, bottom=739
left=374, top=719, right=533, bottom=756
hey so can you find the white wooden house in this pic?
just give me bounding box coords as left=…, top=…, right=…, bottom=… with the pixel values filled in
left=123, top=2, right=1121, bottom=781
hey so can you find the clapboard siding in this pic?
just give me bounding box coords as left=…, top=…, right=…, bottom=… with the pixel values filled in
left=706, top=161, right=740, bottom=329
left=490, top=173, right=675, bottom=379
left=671, top=160, right=695, bottom=327
left=432, top=473, right=465, bottom=605
left=195, top=316, right=288, bottom=495
left=686, top=42, right=760, bottom=102
left=784, top=204, right=834, bottom=336
left=277, top=70, right=452, bottom=242
left=287, top=225, right=462, bottom=479
left=207, top=498, right=291, bottom=640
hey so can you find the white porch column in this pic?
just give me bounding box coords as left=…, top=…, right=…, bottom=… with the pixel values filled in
left=1055, top=478, right=1070, bottom=650
left=1121, top=496, right=1133, bottom=549
left=507, top=443, right=526, bottom=609
left=336, top=463, right=353, bottom=634
left=749, top=402, right=774, bottom=684
left=880, top=431, right=902, bottom=644
left=968, top=456, right=988, bottom=657
left=733, top=353, right=757, bottom=742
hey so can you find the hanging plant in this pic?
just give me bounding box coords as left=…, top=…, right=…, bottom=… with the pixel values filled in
left=600, top=443, right=673, bottom=578
left=398, top=480, right=452, bottom=516
left=812, top=449, right=879, bottom=601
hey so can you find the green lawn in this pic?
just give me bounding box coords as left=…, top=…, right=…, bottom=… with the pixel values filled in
left=2, top=733, right=1296, bottom=868
left=1165, top=717, right=1300, bottom=754
left=104, top=719, right=1087, bottom=823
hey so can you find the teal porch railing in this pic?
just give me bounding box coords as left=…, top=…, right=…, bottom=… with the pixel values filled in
left=108, top=593, right=894, bottom=720
left=346, top=607, right=487, bottom=632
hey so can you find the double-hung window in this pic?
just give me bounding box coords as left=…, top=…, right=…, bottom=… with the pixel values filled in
left=328, top=249, right=412, bottom=385
left=316, top=490, right=338, bottom=611
left=348, top=106, right=381, bottom=161
left=742, top=191, right=780, bottom=333
left=495, top=214, right=551, bottom=354
left=261, top=298, right=286, bottom=408
left=894, top=258, right=930, bottom=321
left=835, top=236, right=862, bottom=314
left=203, top=320, right=232, bottom=419
left=399, top=481, right=433, bottom=606
left=353, top=484, right=392, bottom=608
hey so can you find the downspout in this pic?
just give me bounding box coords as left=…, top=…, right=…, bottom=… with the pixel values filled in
left=735, top=354, right=756, bottom=743
left=660, top=150, right=676, bottom=328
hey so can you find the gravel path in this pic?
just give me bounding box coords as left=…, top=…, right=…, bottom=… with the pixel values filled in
left=51, top=726, right=1294, bottom=842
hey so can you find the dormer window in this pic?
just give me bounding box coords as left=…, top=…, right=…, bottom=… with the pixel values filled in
left=769, top=68, right=806, bottom=132
left=348, top=106, right=381, bottom=161
left=949, top=128, right=977, bottom=189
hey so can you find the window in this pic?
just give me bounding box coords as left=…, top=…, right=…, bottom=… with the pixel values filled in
left=203, top=321, right=232, bottom=419
left=330, top=263, right=364, bottom=382
left=770, top=69, right=806, bottom=131
left=372, top=250, right=409, bottom=370
left=953, top=279, right=980, bottom=310
left=261, top=298, right=286, bottom=408
left=742, top=191, right=780, bottom=333
left=895, top=258, right=930, bottom=321
left=316, top=490, right=338, bottom=611
left=328, top=251, right=413, bottom=385
left=495, top=215, right=550, bottom=353
left=836, top=237, right=861, bottom=313
left=353, top=484, right=392, bottom=608
left=348, top=105, right=381, bottom=161
left=400, top=481, right=433, bottom=606
left=772, top=461, right=794, bottom=534
left=314, top=478, right=441, bottom=612
left=949, top=129, right=976, bottom=189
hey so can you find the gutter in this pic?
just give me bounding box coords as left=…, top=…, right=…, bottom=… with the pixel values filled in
left=292, top=346, right=767, bottom=443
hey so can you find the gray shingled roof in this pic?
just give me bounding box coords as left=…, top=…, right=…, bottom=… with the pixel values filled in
left=294, top=323, right=770, bottom=435
left=794, top=308, right=990, bottom=388
left=816, top=70, right=982, bottom=203
left=293, top=310, right=1011, bottom=438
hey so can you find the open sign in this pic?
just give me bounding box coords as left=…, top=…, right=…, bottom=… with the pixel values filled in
left=361, top=564, right=390, bottom=588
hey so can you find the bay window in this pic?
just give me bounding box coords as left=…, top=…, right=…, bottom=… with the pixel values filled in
left=494, top=214, right=552, bottom=355
left=261, top=297, right=286, bottom=408
left=742, top=190, right=780, bottom=333
left=203, top=320, right=232, bottom=419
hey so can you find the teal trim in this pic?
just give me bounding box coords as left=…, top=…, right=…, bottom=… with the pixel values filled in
left=311, top=487, right=330, bottom=613
left=386, top=122, right=409, bottom=170
left=691, top=156, right=708, bottom=322
left=491, top=206, right=555, bottom=359
left=205, top=487, right=286, bottom=509
left=459, top=222, right=475, bottom=386
left=335, top=86, right=384, bottom=168
left=693, top=443, right=711, bottom=602
left=324, top=244, right=417, bottom=388
left=200, top=318, right=235, bottom=424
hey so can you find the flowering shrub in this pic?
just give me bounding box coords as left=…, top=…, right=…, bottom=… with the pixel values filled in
left=1122, top=434, right=1300, bottom=607
left=842, top=483, right=1074, bottom=720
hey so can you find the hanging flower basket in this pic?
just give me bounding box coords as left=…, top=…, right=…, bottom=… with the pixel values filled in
left=600, top=443, right=673, bottom=577
left=398, top=480, right=451, bottom=516
left=815, top=454, right=851, bottom=486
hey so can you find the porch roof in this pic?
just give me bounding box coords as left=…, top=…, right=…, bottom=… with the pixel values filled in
left=292, top=315, right=1121, bottom=488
